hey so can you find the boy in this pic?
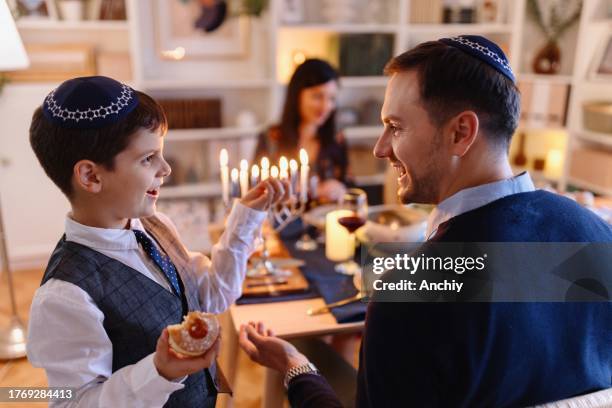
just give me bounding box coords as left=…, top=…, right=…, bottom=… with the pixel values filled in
left=26, top=76, right=289, bottom=407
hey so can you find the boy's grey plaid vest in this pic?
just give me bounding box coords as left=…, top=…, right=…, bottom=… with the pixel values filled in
left=41, top=215, right=218, bottom=407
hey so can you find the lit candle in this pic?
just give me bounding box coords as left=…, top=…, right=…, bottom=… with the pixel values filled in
left=325, top=209, right=355, bottom=262
left=230, top=168, right=240, bottom=198
left=270, top=165, right=279, bottom=179
left=251, top=164, right=260, bottom=187
left=261, top=157, right=270, bottom=181
left=289, top=159, right=298, bottom=195
left=279, top=156, right=289, bottom=179
left=219, top=148, right=229, bottom=205
left=299, top=148, right=309, bottom=202
left=545, top=149, right=563, bottom=179
left=239, top=159, right=249, bottom=197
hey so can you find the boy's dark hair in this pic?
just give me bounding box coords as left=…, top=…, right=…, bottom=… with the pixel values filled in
left=30, top=91, right=167, bottom=199
left=384, top=40, right=520, bottom=148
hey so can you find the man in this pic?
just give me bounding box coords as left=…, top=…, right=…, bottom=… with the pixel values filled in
left=239, top=36, right=612, bottom=407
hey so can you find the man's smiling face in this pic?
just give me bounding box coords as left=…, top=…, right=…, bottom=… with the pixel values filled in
left=374, top=70, right=449, bottom=204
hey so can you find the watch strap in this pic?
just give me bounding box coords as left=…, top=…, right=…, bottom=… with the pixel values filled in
left=283, top=362, right=319, bottom=388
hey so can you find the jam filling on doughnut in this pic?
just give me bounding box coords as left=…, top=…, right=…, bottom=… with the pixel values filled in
left=188, top=317, right=208, bottom=339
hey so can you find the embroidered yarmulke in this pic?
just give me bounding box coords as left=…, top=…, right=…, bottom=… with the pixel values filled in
left=42, top=76, right=139, bottom=129
left=439, top=35, right=515, bottom=83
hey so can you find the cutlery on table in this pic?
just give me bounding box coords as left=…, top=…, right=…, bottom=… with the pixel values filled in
left=306, top=294, right=364, bottom=316
left=246, top=278, right=288, bottom=288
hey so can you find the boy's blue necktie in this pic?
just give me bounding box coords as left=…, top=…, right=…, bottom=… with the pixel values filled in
left=133, top=230, right=182, bottom=297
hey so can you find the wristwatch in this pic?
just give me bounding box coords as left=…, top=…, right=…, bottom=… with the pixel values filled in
left=283, top=362, right=319, bottom=388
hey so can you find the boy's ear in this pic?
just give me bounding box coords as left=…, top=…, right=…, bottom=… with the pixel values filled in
left=73, top=160, right=102, bottom=193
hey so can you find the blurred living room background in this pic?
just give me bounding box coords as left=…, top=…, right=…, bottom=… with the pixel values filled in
left=0, top=0, right=612, bottom=405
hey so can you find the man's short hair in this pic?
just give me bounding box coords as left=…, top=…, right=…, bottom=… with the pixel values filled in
left=385, top=40, right=521, bottom=148
left=29, top=91, right=167, bottom=199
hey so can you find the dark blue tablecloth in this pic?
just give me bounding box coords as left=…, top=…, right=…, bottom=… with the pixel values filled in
left=236, top=221, right=367, bottom=323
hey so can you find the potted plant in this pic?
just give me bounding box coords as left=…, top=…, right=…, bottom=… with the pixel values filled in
left=528, top=0, right=582, bottom=75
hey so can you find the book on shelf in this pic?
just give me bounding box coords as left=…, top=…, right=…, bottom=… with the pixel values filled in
left=518, top=80, right=569, bottom=129
left=410, top=0, right=443, bottom=24
left=158, top=98, right=222, bottom=129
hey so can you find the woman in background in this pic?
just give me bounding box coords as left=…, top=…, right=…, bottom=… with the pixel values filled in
left=255, top=59, right=358, bottom=367
left=254, top=58, right=351, bottom=202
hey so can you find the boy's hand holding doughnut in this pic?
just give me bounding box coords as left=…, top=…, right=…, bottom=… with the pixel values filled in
left=154, top=312, right=221, bottom=381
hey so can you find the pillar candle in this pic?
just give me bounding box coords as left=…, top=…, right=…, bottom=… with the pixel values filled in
left=230, top=168, right=240, bottom=198
left=279, top=156, right=289, bottom=179
left=251, top=164, right=260, bottom=187
left=545, top=149, right=563, bottom=180
left=261, top=157, right=270, bottom=181
left=239, top=159, right=249, bottom=197
left=219, top=148, right=229, bottom=205
left=289, top=159, right=298, bottom=195
left=270, top=165, right=279, bottom=179
left=299, top=148, right=309, bottom=202
left=325, top=209, right=355, bottom=262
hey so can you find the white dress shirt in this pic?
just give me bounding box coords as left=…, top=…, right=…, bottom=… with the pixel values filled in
left=426, top=172, right=536, bottom=240
left=27, top=201, right=266, bottom=408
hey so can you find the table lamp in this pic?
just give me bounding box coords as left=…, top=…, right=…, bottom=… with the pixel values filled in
left=0, top=0, right=30, bottom=360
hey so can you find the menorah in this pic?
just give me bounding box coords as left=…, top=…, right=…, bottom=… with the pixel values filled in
left=248, top=197, right=308, bottom=277
left=219, top=148, right=312, bottom=277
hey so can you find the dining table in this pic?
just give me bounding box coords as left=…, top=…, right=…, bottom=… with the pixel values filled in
left=226, top=226, right=367, bottom=408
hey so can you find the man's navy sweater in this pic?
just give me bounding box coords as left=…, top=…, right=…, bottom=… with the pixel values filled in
left=288, top=190, right=612, bottom=408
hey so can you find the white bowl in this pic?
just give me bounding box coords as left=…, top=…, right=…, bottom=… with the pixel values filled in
left=303, top=204, right=338, bottom=230
left=360, top=204, right=429, bottom=243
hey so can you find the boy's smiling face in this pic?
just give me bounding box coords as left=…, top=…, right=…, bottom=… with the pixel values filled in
left=87, top=127, right=171, bottom=227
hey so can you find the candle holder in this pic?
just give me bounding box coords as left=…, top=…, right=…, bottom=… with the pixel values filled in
left=247, top=196, right=308, bottom=278
left=220, top=149, right=311, bottom=277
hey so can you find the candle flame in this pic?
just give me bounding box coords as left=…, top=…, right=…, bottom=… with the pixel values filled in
left=251, top=164, right=259, bottom=177
left=240, top=159, right=248, bottom=171
left=279, top=156, right=288, bottom=171
left=270, top=165, right=279, bottom=178
left=290, top=159, right=298, bottom=171
left=261, top=156, right=270, bottom=169
left=219, top=148, right=228, bottom=167
left=299, top=148, right=308, bottom=165
left=231, top=168, right=239, bottom=181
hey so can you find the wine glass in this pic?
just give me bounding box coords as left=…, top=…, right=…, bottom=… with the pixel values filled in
left=335, top=188, right=367, bottom=275
left=246, top=220, right=291, bottom=278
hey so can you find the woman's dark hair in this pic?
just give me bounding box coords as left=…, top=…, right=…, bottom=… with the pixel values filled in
left=385, top=41, right=521, bottom=148
left=278, top=58, right=340, bottom=153
left=29, top=91, right=167, bottom=199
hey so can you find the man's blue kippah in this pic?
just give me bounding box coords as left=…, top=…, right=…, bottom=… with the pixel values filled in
left=42, top=76, right=139, bottom=129
left=439, top=35, right=515, bottom=83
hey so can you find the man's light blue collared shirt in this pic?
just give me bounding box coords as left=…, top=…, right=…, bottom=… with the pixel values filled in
left=426, top=172, right=536, bottom=240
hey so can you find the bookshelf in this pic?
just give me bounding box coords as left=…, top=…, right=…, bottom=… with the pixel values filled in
left=560, top=0, right=612, bottom=195
left=16, top=19, right=129, bottom=30
left=125, top=0, right=591, bottom=199
left=6, top=0, right=610, bottom=264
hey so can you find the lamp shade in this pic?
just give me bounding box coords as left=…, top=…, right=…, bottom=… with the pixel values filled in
left=0, top=0, right=29, bottom=71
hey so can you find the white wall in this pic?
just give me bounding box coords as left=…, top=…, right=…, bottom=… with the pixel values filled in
left=0, top=83, right=69, bottom=270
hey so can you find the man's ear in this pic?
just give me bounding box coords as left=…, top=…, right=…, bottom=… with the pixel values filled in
left=447, top=111, right=479, bottom=157
left=73, top=160, right=102, bottom=193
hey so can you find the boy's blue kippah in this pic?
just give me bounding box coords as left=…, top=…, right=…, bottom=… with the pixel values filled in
left=42, top=76, right=139, bottom=129
left=439, top=35, right=515, bottom=83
